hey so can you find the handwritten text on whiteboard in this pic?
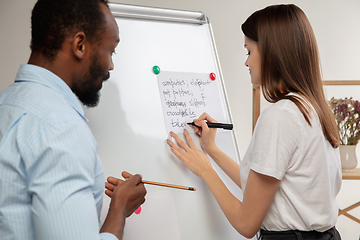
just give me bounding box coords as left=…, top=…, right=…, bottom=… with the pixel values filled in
left=157, top=71, right=225, bottom=133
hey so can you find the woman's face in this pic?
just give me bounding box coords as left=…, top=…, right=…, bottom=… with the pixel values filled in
left=244, top=36, right=261, bottom=86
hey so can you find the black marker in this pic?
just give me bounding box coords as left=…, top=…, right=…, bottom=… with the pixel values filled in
left=187, top=122, right=233, bottom=130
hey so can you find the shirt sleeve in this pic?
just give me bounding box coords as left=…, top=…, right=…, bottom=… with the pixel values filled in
left=100, top=232, right=119, bottom=240
left=23, top=120, right=106, bottom=240
left=250, top=103, right=301, bottom=180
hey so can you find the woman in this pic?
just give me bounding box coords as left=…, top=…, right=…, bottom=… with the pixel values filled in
left=166, top=4, right=342, bottom=239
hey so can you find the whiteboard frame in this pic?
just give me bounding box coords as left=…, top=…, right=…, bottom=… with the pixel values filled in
left=108, top=2, right=241, bottom=161
left=109, top=3, right=206, bottom=24
left=92, top=3, right=246, bottom=239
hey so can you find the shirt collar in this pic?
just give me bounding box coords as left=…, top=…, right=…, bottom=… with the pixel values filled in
left=15, top=64, right=88, bottom=121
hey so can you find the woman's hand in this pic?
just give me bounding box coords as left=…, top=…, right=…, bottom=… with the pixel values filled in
left=167, top=129, right=214, bottom=178
left=191, top=113, right=218, bottom=154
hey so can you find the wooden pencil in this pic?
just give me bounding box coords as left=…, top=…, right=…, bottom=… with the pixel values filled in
left=141, top=180, right=196, bottom=191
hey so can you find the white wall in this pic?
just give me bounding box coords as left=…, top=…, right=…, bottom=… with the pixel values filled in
left=1, top=0, right=360, bottom=239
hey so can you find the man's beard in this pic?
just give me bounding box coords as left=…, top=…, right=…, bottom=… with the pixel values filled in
left=72, top=55, right=110, bottom=108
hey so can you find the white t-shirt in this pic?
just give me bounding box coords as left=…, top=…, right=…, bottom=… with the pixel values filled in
left=240, top=96, right=342, bottom=232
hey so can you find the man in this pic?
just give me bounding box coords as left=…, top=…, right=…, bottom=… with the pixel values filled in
left=0, top=0, right=146, bottom=239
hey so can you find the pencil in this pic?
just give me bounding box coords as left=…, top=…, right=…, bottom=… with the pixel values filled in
left=141, top=180, right=196, bottom=191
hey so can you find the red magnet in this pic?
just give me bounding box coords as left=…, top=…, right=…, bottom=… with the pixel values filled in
left=134, top=206, right=142, bottom=214
left=210, top=72, right=216, bottom=81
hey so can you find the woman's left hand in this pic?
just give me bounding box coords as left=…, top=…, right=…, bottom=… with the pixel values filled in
left=167, top=129, right=214, bottom=178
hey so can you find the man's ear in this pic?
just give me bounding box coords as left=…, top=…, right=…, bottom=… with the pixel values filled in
left=72, top=32, right=86, bottom=60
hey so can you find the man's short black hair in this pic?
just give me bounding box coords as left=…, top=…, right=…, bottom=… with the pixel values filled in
left=30, top=0, right=109, bottom=60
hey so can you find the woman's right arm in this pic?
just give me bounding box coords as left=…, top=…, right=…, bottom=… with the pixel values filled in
left=167, top=129, right=280, bottom=238
left=192, top=113, right=241, bottom=188
left=206, top=145, right=241, bottom=188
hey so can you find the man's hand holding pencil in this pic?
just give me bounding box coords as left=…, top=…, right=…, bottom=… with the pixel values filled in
left=106, top=171, right=196, bottom=192
left=105, top=171, right=147, bottom=217
left=100, top=171, right=146, bottom=238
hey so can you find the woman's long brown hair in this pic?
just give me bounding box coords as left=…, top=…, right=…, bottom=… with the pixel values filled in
left=242, top=4, right=339, bottom=148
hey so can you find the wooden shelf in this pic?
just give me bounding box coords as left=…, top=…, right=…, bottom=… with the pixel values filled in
left=342, top=168, right=360, bottom=180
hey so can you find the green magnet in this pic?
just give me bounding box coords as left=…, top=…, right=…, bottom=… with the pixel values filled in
left=153, top=65, right=161, bottom=75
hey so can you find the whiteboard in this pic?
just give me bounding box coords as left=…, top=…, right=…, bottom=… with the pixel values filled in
left=84, top=3, right=244, bottom=240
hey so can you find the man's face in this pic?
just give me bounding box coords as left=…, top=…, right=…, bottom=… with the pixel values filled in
left=73, top=3, right=119, bottom=107
left=72, top=50, right=110, bottom=107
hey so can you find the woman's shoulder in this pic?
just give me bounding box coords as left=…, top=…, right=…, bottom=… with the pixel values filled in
left=261, top=99, right=300, bottom=120
left=257, top=96, right=311, bottom=132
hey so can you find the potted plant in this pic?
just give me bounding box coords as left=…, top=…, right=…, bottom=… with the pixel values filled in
left=328, top=97, right=360, bottom=171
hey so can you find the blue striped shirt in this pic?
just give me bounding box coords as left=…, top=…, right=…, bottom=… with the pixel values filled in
left=0, top=64, right=117, bottom=240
